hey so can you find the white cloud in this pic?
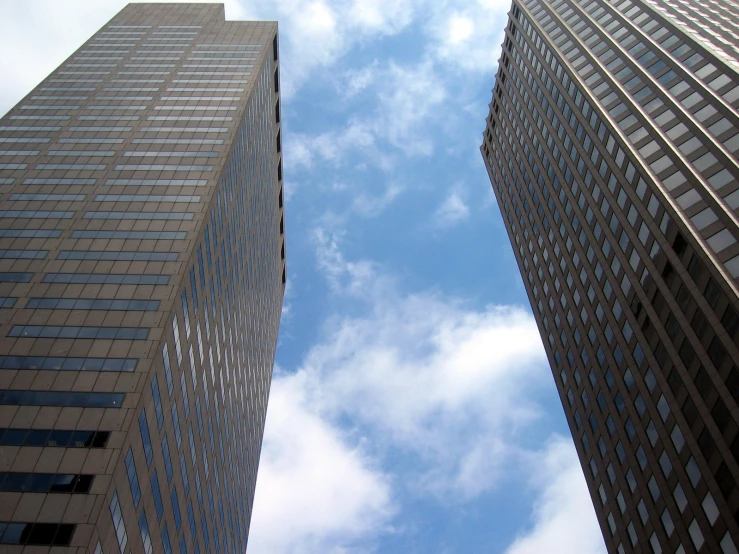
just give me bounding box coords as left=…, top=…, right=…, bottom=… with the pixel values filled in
left=504, top=437, right=607, bottom=554
left=248, top=368, right=394, bottom=554
left=352, top=181, right=405, bottom=217
left=426, top=0, right=512, bottom=73
left=433, top=188, right=470, bottom=228
left=288, top=59, right=446, bottom=171
left=242, top=0, right=421, bottom=97
left=250, top=240, right=605, bottom=552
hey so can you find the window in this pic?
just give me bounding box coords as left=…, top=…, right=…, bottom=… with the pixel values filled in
left=151, top=470, right=164, bottom=521
left=139, top=411, right=153, bottom=467
left=110, top=491, right=128, bottom=552
left=152, top=375, right=164, bottom=430
left=139, top=510, right=153, bottom=554
left=124, top=449, right=141, bottom=507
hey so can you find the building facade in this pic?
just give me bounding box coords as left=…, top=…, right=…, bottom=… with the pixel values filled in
left=0, top=3, right=284, bottom=553
left=482, top=0, right=739, bottom=552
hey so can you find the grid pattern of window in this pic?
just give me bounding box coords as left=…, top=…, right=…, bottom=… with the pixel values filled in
left=0, top=4, right=285, bottom=553
left=482, top=0, right=739, bottom=552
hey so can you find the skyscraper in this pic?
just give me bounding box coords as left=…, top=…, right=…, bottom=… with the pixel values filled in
left=482, top=0, right=739, bottom=552
left=0, top=3, right=284, bottom=553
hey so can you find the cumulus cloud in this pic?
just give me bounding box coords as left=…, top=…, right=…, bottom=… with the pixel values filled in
left=426, top=0, right=512, bottom=73
left=248, top=368, right=394, bottom=554
left=252, top=290, right=549, bottom=552
left=504, top=437, right=607, bottom=554
left=434, top=188, right=471, bottom=228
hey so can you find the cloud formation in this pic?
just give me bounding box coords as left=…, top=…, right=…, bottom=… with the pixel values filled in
left=504, top=437, right=608, bottom=554
left=251, top=243, right=605, bottom=553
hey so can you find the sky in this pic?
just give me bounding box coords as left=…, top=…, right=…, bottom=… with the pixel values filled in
left=0, top=1, right=607, bottom=553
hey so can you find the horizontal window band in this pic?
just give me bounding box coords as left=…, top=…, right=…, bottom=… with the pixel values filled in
left=176, top=72, right=250, bottom=76
left=0, top=273, right=33, bottom=282
left=181, top=64, right=253, bottom=68
left=0, top=472, right=94, bottom=494
left=122, top=152, right=217, bottom=157
left=42, top=273, right=169, bottom=284
left=105, top=178, right=206, bottom=186
left=0, top=230, right=60, bottom=238
left=0, top=522, right=75, bottom=546
left=8, top=115, right=69, bottom=120
left=36, top=164, right=106, bottom=170
left=0, top=164, right=28, bottom=170
left=68, top=127, right=132, bottom=132
left=26, top=298, right=159, bottom=311
left=113, top=164, right=212, bottom=171
left=57, top=251, right=179, bottom=261
left=0, top=390, right=124, bottom=407
left=20, top=106, right=78, bottom=110
left=103, top=87, right=160, bottom=91
left=9, top=325, right=149, bottom=340
left=0, top=179, right=12, bottom=184
left=39, top=87, right=95, bottom=91
left=24, top=178, right=96, bottom=185
left=70, top=230, right=187, bottom=239
left=0, top=138, right=51, bottom=143
left=86, top=106, right=146, bottom=110
left=0, top=211, right=75, bottom=218
left=0, top=250, right=47, bottom=259
left=0, top=126, right=61, bottom=131
left=77, top=116, right=139, bottom=120
left=48, top=79, right=103, bottom=83
left=131, top=139, right=223, bottom=144
left=117, top=71, right=171, bottom=75
left=153, top=106, right=237, bottom=111
left=65, top=64, right=117, bottom=68
left=31, top=96, right=88, bottom=100
left=124, top=64, right=175, bottom=68
left=58, top=138, right=124, bottom=143
left=160, top=96, right=240, bottom=101
left=171, top=80, right=248, bottom=84
left=165, top=88, right=244, bottom=92
left=0, top=298, right=16, bottom=308
left=0, top=150, right=38, bottom=156
left=9, top=194, right=85, bottom=201
left=186, top=58, right=254, bottom=62
left=47, top=151, right=115, bottom=156
left=0, top=355, right=136, bottom=371
left=196, top=43, right=261, bottom=47
left=146, top=116, right=232, bottom=121
left=0, top=428, right=110, bottom=448
left=94, top=96, right=152, bottom=100
left=95, top=195, right=200, bottom=202
left=138, top=127, right=228, bottom=132
left=84, top=212, right=194, bottom=220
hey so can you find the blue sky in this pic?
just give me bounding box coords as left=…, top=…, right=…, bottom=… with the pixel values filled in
left=0, top=1, right=607, bottom=553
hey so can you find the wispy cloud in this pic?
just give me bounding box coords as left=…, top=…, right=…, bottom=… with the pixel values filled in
left=504, top=437, right=607, bottom=554
left=252, top=244, right=605, bottom=553
left=433, top=188, right=471, bottom=228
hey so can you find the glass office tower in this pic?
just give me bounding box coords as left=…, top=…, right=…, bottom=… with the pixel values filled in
left=0, top=4, right=285, bottom=553
left=482, top=0, right=739, bottom=552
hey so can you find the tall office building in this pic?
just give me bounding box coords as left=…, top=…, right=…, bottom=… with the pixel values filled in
left=0, top=3, right=284, bottom=553
left=482, top=0, right=739, bottom=552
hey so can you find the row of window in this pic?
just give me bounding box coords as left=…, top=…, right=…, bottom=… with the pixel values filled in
left=9, top=325, right=149, bottom=340
left=0, top=428, right=109, bottom=448
left=0, top=356, right=136, bottom=371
